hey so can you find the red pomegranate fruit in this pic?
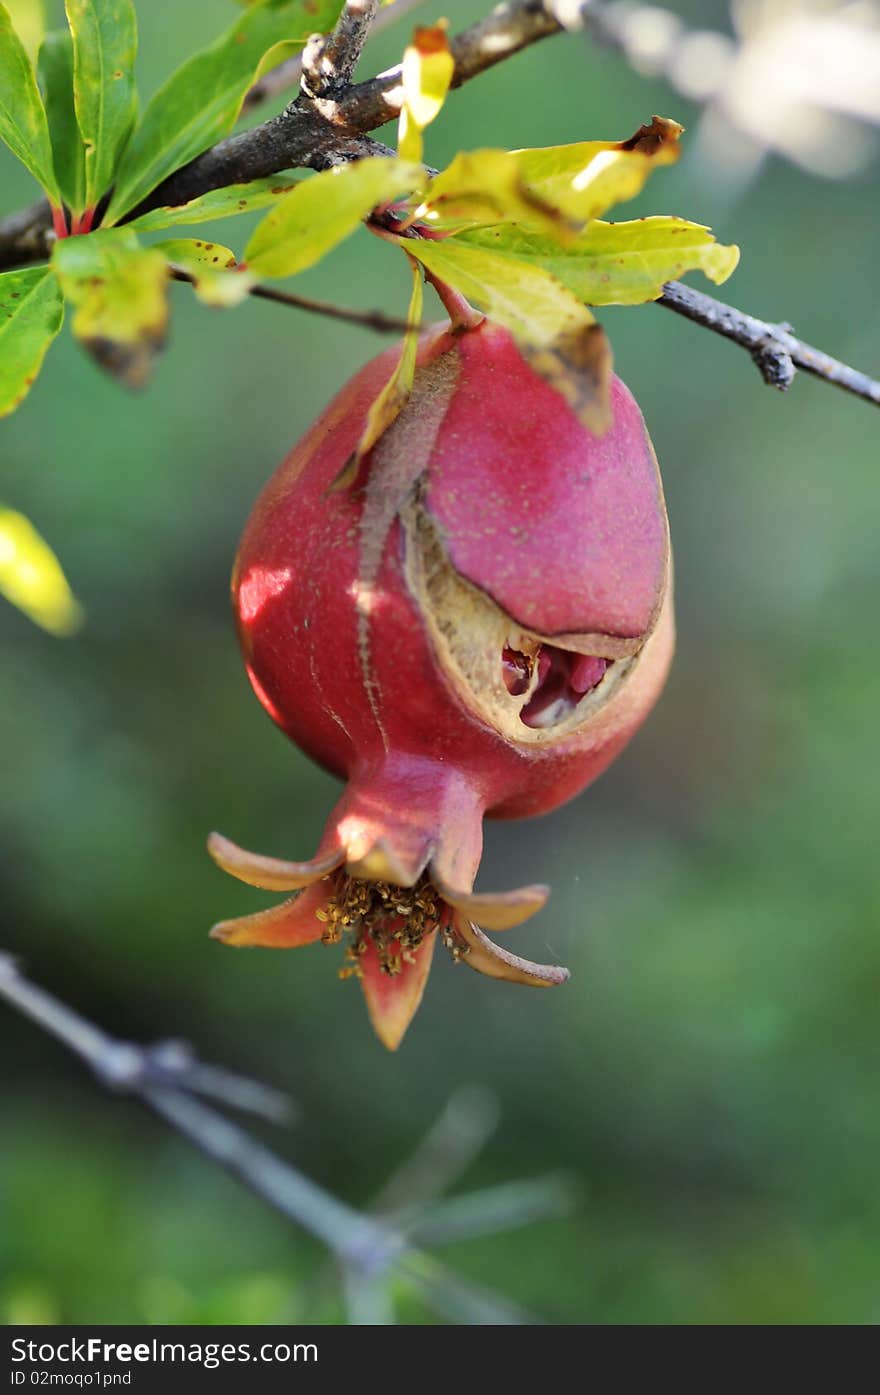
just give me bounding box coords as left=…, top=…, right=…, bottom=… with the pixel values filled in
left=209, top=319, right=674, bottom=1048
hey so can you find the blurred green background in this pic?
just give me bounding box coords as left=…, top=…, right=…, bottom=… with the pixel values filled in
left=2, top=0, right=879, bottom=1325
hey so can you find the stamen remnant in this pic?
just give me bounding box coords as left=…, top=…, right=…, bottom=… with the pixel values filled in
left=318, top=873, right=451, bottom=978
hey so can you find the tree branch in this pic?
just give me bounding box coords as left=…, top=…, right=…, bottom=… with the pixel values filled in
left=135, top=0, right=562, bottom=213
left=0, top=952, right=562, bottom=1323
left=658, top=281, right=880, bottom=407
left=301, top=0, right=380, bottom=102
left=243, top=0, right=430, bottom=113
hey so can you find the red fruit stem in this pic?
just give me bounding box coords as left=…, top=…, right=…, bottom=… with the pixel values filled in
left=50, top=205, right=68, bottom=239
left=423, top=271, right=484, bottom=333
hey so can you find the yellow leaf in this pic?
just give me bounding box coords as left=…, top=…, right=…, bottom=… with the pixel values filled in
left=513, top=116, right=685, bottom=223
left=398, top=23, right=454, bottom=163
left=418, top=148, right=578, bottom=240
left=332, top=255, right=423, bottom=491
left=0, top=507, right=83, bottom=636
left=457, top=217, right=740, bottom=305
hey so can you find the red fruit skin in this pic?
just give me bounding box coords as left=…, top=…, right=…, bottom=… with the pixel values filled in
left=233, top=322, right=674, bottom=890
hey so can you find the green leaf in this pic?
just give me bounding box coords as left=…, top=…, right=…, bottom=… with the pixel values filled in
left=244, top=157, right=422, bottom=279
left=457, top=218, right=741, bottom=305
left=105, top=0, right=343, bottom=225
left=0, top=1, right=60, bottom=201
left=0, top=504, right=83, bottom=636
left=53, top=228, right=169, bottom=387
left=403, top=236, right=612, bottom=434
left=126, top=173, right=300, bottom=232
left=38, top=30, right=85, bottom=215
left=333, top=254, right=423, bottom=490
left=64, top=0, right=138, bottom=213
left=6, top=0, right=44, bottom=62
left=0, top=265, right=63, bottom=418
left=155, top=238, right=253, bottom=307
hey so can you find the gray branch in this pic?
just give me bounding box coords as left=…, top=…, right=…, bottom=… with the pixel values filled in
left=658, top=281, right=880, bottom=407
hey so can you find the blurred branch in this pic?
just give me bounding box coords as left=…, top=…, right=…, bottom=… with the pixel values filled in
left=169, top=267, right=412, bottom=334
left=0, top=953, right=571, bottom=1325
left=658, top=281, right=880, bottom=406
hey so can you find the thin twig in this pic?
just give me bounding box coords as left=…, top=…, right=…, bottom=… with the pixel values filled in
left=658, top=280, right=880, bottom=407
left=169, top=267, right=411, bottom=334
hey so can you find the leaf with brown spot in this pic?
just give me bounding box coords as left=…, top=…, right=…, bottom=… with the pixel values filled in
left=522, top=323, right=613, bottom=437
left=618, top=114, right=684, bottom=155
left=402, top=237, right=612, bottom=434
left=53, top=228, right=169, bottom=388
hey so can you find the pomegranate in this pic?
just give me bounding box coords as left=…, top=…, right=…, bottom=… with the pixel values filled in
left=210, top=320, right=674, bottom=1048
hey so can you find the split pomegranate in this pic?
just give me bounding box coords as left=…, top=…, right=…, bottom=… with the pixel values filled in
left=209, top=320, right=674, bottom=1048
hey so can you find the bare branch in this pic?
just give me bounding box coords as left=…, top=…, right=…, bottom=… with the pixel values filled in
left=0, top=198, right=53, bottom=273
left=169, top=267, right=411, bottom=334
left=658, top=281, right=880, bottom=408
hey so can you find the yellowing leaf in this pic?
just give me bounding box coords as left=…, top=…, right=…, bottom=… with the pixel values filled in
left=244, top=157, right=422, bottom=279
left=156, top=238, right=253, bottom=307
left=333, top=255, right=423, bottom=491
left=127, top=173, right=300, bottom=233
left=458, top=217, right=740, bottom=305
left=403, top=237, right=612, bottom=433
left=0, top=1, right=60, bottom=201
left=512, top=116, right=684, bottom=223
left=0, top=507, right=83, bottom=636
left=398, top=23, right=454, bottom=163
left=417, top=148, right=578, bottom=239
left=0, top=265, right=63, bottom=418
left=105, top=0, right=343, bottom=224
left=53, top=229, right=169, bottom=387
left=64, top=0, right=138, bottom=212
left=403, top=236, right=592, bottom=346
